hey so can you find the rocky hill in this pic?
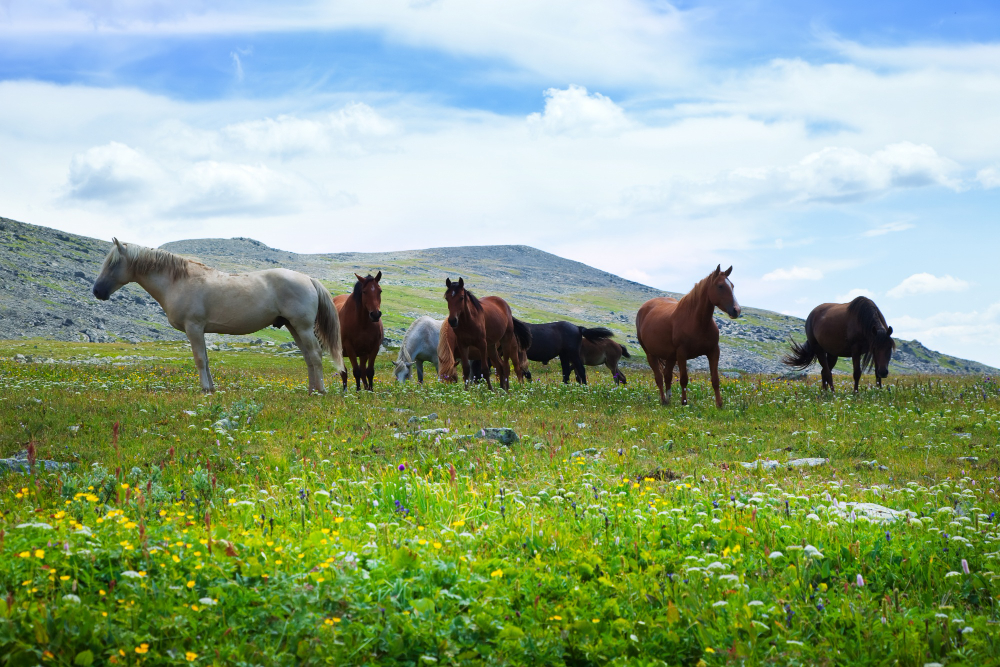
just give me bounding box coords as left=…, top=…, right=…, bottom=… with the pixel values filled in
left=0, top=216, right=994, bottom=375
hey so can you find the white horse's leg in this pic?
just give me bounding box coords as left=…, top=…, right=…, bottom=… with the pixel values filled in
left=416, top=360, right=424, bottom=383
left=185, top=326, right=214, bottom=393
left=288, top=323, right=325, bottom=394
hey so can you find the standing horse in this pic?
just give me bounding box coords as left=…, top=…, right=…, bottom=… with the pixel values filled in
left=394, top=316, right=444, bottom=383
left=443, top=277, right=530, bottom=390
left=516, top=320, right=613, bottom=384
left=783, top=296, right=895, bottom=391
left=92, top=238, right=343, bottom=393
left=580, top=337, right=630, bottom=385
left=636, top=265, right=741, bottom=407
left=334, top=272, right=383, bottom=391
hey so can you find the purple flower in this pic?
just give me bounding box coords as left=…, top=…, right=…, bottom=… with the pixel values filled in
left=856, top=574, right=865, bottom=587
left=962, top=559, right=970, bottom=575
left=886, top=531, right=891, bottom=543
left=398, top=464, right=406, bottom=472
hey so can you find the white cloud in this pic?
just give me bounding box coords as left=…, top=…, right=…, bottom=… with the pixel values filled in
left=891, top=302, right=1000, bottom=368
left=168, top=161, right=307, bottom=218
left=65, top=141, right=162, bottom=202
left=527, top=85, right=630, bottom=136
left=762, top=266, right=823, bottom=282
left=835, top=288, right=875, bottom=302
left=887, top=273, right=970, bottom=298
left=977, top=166, right=1000, bottom=189
left=862, top=221, right=913, bottom=237
left=221, top=103, right=394, bottom=156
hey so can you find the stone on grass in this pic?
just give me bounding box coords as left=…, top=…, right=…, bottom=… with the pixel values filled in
left=479, top=428, right=519, bottom=445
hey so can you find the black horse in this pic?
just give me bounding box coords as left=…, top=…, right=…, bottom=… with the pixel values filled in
left=516, top=320, right=614, bottom=384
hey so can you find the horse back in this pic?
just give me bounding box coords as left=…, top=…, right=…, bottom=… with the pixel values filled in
left=480, top=296, right=513, bottom=343
left=636, top=297, right=678, bottom=352
left=808, top=303, right=855, bottom=355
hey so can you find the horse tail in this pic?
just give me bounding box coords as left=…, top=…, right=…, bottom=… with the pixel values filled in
left=580, top=326, right=613, bottom=342
left=312, top=278, right=345, bottom=372
left=620, top=344, right=631, bottom=358
left=437, top=321, right=457, bottom=382
left=783, top=338, right=815, bottom=370
left=512, top=318, right=532, bottom=352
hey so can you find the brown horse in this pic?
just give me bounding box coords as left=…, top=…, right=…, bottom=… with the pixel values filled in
left=636, top=265, right=741, bottom=407
left=783, top=296, right=895, bottom=391
left=443, top=277, right=529, bottom=390
left=581, top=337, right=630, bottom=385
left=333, top=272, right=383, bottom=390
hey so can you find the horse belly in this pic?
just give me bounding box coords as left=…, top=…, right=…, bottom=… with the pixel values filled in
left=636, top=301, right=677, bottom=357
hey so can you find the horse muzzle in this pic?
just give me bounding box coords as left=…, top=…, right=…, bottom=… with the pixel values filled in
left=370, top=311, right=382, bottom=322
left=448, top=316, right=459, bottom=328
left=728, top=305, right=742, bottom=319
left=92, top=285, right=110, bottom=301
left=877, top=368, right=889, bottom=379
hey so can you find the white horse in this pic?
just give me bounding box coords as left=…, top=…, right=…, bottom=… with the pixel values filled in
left=92, top=238, right=344, bottom=393
left=393, top=316, right=444, bottom=383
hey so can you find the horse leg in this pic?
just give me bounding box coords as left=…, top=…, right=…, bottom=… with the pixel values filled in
left=816, top=350, right=833, bottom=391
left=288, top=324, right=326, bottom=394
left=570, top=351, right=587, bottom=385
left=365, top=350, right=377, bottom=391
left=662, top=357, right=676, bottom=405
left=708, top=347, right=722, bottom=408
left=678, top=358, right=690, bottom=406
left=560, top=356, right=572, bottom=383
left=185, top=325, right=214, bottom=393
left=352, top=356, right=363, bottom=391
left=852, top=355, right=862, bottom=392
left=416, top=361, right=424, bottom=384
left=648, top=355, right=665, bottom=404
left=479, top=338, right=493, bottom=390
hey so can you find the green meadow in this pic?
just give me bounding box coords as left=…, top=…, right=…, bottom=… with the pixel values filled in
left=1, top=339, right=999, bottom=666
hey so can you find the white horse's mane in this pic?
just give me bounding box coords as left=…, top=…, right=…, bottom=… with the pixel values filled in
left=105, top=243, right=195, bottom=281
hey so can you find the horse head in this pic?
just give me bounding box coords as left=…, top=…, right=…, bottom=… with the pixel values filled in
left=393, top=359, right=413, bottom=382
left=871, top=324, right=894, bottom=380
left=444, top=277, right=466, bottom=328
left=92, top=238, right=132, bottom=301
left=353, top=271, right=382, bottom=322
left=709, top=265, right=741, bottom=319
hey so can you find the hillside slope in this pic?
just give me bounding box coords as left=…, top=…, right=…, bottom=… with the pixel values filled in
left=0, top=216, right=993, bottom=375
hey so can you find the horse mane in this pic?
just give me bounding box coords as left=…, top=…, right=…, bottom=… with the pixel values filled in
left=847, top=296, right=895, bottom=372
left=677, top=270, right=714, bottom=309
left=106, top=243, right=192, bottom=281
left=351, top=275, right=375, bottom=305
left=463, top=288, right=484, bottom=313
left=437, top=321, right=458, bottom=381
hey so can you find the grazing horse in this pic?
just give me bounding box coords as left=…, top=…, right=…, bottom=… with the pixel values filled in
left=443, top=277, right=530, bottom=390
left=636, top=265, right=741, bottom=407
left=334, top=272, right=383, bottom=391
left=783, top=296, right=895, bottom=391
left=394, top=316, right=444, bottom=383
left=581, top=337, right=630, bottom=385
left=92, top=238, right=343, bottom=393
left=516, top=320, right=613, bottom=384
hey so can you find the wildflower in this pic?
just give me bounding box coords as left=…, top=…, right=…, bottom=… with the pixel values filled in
left=491, top=569, right=503, bottom=578
left=886, top=531, right=891, bottom=543
left=433, top=542, right=442, bottom=550
left=398, top=464, right=406, bottom=472
left=185, top=652, right=198, bottom=662
left=186, top=581, right=195, bottom=588
left=34, top=550, right=45, bottom=559
left=856, top=574, right=865, bottom=587
left=962, top=559, right=970, bottom=575
left=135, top=643, right=149, bottom=655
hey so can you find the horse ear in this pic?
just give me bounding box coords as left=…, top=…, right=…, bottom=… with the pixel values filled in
left=446, top=278, right=452, bottom=288
left=458, top=277, right=464, bottom=288
left=713, top=264, right=721, bottom=276
left=375, top=270, right=382, bottom=282
left=113, top=238, right=126, bottom=255
left=355, top=273, right=364, bottom=282
left=724, top=265, right=733, bottom=277
left=887, top=326, right=893, bottom=336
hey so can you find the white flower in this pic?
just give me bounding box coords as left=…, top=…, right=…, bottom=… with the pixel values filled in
left=768, top=551, right=784, bottom=560
left=748, top=600, right=764, bottom=607
left=945, top=571, right=962, bottom=578
left=62, top=594, right=81, bottom=604
left=712, top=600, right=727, bottom=608
left=962, top=627, right=974, bottom=635
left=198, top=597, right=217, bottom=606
left=804, top=545, right=824, bottom=559
left=786, top=640, right=803, bottom=647
left=120, top=570, right=144, bottom=579
left=806, top=513, right=820, bottom=521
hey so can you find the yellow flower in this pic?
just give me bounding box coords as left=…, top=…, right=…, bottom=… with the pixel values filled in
left=134, top=643, right=149, bottom=655
left=548, top=615, right=562, bottom=621
left=185, top=652, right=198, bottom=662
left=173, top=555, right=181, bottom=563
left=332, top=617, right=342, bottom=623
left=490, top=569, right=503, bottom=578
left=452, top=520, right=465, bottom=527
left=418, top=539, right=427, bottom=546
left=592, top=618, right=600, bottom=623
left=321, top=528, right=330, bottom=534
left=17, top=551, right=29, bottom=558
left=186, top=581, right=195, bottom=588
left=433, top=542, right=442, bottom=550
left=60, top=575, right=70, bottom=581
left=34, top=550, right=45, bottom=560
left=704, top=647, right=715, bottom=653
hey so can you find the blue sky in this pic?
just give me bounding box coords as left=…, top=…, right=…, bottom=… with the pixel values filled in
left=2, top=0, right=1000, bottom=365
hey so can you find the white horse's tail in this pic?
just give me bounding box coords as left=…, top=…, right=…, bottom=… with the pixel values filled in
left=312, top=278, right=345, bottom=372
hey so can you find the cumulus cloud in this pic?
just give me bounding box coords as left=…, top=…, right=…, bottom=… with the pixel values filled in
left=169, top=161, right=305, bottom=218
left=836, top=288, right=875, bottom=302
left=977, top=167, right=1000, bottom=189
left=762, top=266, right=823, bottom=282
left=887, top=273, right=970, bottom=298
left=527, top=85, right=630, bottom=136
left=891, top=302, right=1000, bottom=367
left=222, top=104, right=394, bottom=156
left=65, top=142, right=162, bottom=202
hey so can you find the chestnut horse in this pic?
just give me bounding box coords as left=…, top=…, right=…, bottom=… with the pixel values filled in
left=443, top=277, right=530, bottom=390
left=580, top=337, right=630, bottom=385
left=783, top=296, right=895, bottom=391
left=636, top=265, right=741, bottom=407
left=333, top=272, right=383, bottom=390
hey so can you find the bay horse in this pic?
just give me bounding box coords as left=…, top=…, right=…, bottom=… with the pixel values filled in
left=783, top=296, right=895, bottom=391
left=393, top=316, right=444, bottom=383
left=437, top=319, right=487, bottom=383
left=92, top=238, right=343, bottom=393
left=580, top=337, right=630, bottom=385
left=636, top=265, right=741, bottom=407
left=334, top=272, right=383, bottom=391
left=443, top=277, right=530, bottom=390
left=516, top=320, right=613, bottom=384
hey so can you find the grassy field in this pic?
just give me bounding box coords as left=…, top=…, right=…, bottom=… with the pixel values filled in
left=1, top=339, right=999, bottom=666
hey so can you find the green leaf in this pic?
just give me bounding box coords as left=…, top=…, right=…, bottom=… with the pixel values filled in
left=74, top=651, right=94, bottom=667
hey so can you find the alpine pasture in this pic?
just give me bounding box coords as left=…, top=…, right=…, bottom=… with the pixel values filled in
left=2, top=339, right=999, bottom=666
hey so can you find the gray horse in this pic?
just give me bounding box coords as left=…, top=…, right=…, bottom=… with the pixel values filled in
left=393, top=316, right=444, bottom=383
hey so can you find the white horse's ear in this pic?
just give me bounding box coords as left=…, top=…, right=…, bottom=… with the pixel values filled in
left=724, top=265, right=733, bottom=277
left=375, top=270, right=382, bottom=282
left=113, top=238, right=126, bottom=255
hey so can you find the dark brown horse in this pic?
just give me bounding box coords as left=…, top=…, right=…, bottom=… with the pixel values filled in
left=784, top=296, right=895, bottom=391
left=443, top=277, right=529, bottom=390
left=333, top=272, right=383, bottom=390
left=636, top=265, right=741, bottom=407
left=581, top=337, right=630, bottom=385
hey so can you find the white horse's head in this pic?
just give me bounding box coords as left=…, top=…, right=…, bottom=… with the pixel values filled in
left=393, top=359, right=413, bottom=382
left=92, top=238, right=133, bottom=301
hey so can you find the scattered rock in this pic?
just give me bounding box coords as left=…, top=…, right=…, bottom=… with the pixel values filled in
left=958, top=456, right=979, bottom=463
left=479, top=427, right=519, bottom=445
left=0, top=450, right=75, bottom=473
left=788, top=458, right=828, bottom=468
left=394, top=428, right=449, bottom=439
left=831, top=501, right=915, bottom=524
left=740, top=460, right=780, bottom=470
left=570, top=448, right=599, bottom=458
left=407, top=413, right=438, bottom=424
left=721, top=371, right=741, bottom=379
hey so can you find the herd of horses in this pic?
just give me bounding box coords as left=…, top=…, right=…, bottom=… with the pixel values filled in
left=92, top=239, right=897, bottom=406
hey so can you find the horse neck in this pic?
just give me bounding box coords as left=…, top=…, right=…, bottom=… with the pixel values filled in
left=678, top=279, right=716, bottom=323
left=131, top=266, right=179, bottom=306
